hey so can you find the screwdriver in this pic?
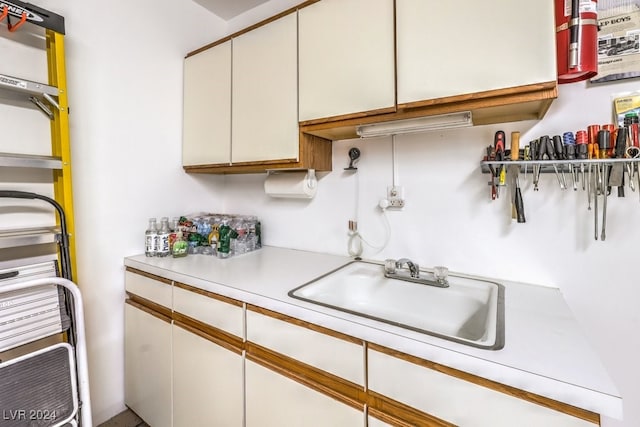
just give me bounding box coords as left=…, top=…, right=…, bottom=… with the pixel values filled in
left=486, top=145, right=497, bottom=200
left=552, top=135, right=567, bottom=189
left=576, top=130, right=588, bottom=191
left=602, top=124, right=616, bottom=159
left=614, top=126, right=628, bottom=197
left=599, top=129, right=610, bottom=160
left=587, top=125, right=600, bottom=210
left=530, top=139, right=540, bottom=190
left=598, top=129, right=611, bottom=241
left=511, top=131, right=525, bottom=223
left=563, top=132, right=577, bottom=190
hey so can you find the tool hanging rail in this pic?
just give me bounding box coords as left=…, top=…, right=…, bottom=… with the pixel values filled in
left=482, top=125, right=640, bottom=241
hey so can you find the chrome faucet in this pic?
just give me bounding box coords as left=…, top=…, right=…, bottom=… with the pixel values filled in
left=384, top=258, right=450, bottom=288
left=395, top=258, right=420, bottom=278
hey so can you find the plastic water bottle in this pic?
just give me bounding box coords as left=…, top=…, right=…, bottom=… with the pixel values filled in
left=157, top=217, right=170, bottom=257
left=145, top=218, right=158, bottom=257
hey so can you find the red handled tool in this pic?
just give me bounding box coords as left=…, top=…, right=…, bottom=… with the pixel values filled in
left=494, top=131, right=506, bottom=197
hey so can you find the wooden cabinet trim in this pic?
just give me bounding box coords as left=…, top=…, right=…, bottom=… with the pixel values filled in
left=174, top=281, right=243, bottom=307
left=300, top=82, right=557, bottom=140
left=174, top=318, right=243, bottom=355
left=397, top=81, right=557, bottom=110
left=298, top=104, right=397, bottom=127
left=173, top=311, right=244, bottom=350
left=186, top=1, right=320, bottom=58
left=183, top=132, right=332, bottom=174
left=368, top=343, right=600, bottom=425
left=368, top=392, right=454, bottom=427
left=125, top=298, right=171, bottom=324
left=246, top=304, right=362, bottom=345
left=126, top=266, right=172, bottom=286
left=246, top=341, right=365, bottom=411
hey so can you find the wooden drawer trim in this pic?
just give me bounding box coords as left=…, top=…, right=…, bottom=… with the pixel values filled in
left=369, top=343, right=600, bottom=425
left=174, top=319, right=243, bottom=356
left=247, top=304, right=362, bottom=345
left=246, top=341, right=365, bottom=411
left=173, top=311, right=244, bottom=350
left=174, top=281, right=243, bottom=307
left=125, top=266, right=172, bottom=286
left=368, top=392, right=454, bottom=427
left=125, top=298, right=171, bottom=324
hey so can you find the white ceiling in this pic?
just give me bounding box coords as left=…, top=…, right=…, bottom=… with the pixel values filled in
left=193, top=0, right=270, bottom=20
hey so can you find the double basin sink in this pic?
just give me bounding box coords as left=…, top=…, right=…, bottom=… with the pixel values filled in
left=288, top=260, right=505, bottom=350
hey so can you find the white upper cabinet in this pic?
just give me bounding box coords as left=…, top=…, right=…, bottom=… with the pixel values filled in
left=298, top=0, right=395, bottom=122
left=182, top=41, right=232, bottom=166
left=396, top=0, right=557, bottom=105
left=232, top=12, right=299, bottom=163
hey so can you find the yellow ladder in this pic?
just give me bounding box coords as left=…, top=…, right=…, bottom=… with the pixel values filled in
left=46, top=29, right=77, bottom=282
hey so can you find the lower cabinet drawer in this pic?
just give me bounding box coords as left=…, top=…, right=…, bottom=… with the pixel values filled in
left=246, top=307, right=364, bottom=386
left=368, top=349, right=597, bottom=427
left=173, top=283, right=243, bottom=338
left=125, top=269, right=172, bottom=308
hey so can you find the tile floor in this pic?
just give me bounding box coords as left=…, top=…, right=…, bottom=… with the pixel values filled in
left=97, top=409, right=149, bottom=427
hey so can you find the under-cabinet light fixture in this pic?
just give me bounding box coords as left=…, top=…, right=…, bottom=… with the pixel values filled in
left=356, top=111, right=473, bottom=138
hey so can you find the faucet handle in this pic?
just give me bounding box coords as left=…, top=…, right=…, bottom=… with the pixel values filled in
left=433, top=266, right=449, bottom=286
left=384, top=259, right=397, bottom=274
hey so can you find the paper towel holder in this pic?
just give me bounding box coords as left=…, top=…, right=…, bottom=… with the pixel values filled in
left=264, top=169, right=317, bottom=198
left=266, top=169, right=316, bottom=188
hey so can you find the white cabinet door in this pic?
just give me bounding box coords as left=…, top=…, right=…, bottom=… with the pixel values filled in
left=232, top=12, right=299, bottom=163
left=183, top=41, right=232, bottom=166
left=368, top=349, right=596, bottom=427
left=396, top=0, right=556, bottom=105
left=298, top=0, right=395, bottom=121
left=124, top=303, right=172, bottom=427
left=172, top=324, right=243, bottom=427
left=245, top=359, right=364, bottom=427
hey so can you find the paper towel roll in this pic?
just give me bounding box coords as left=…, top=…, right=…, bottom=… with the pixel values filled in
left=264, top=170, right=317, bottom=199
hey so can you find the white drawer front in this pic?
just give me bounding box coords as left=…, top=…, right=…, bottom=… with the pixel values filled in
left=173, top=285, right=243, bottom=338
left=125, top=271, right=171, bottom=308
left=368, top=350, right=595, bottom=427
left=247, top=310, right=364, bottom=386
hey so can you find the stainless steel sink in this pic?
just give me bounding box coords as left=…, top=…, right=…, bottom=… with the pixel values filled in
left=288, top=261, right=505, bottom=350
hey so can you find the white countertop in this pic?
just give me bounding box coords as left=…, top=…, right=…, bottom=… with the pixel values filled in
left=124, top=246, right=622, bottom=419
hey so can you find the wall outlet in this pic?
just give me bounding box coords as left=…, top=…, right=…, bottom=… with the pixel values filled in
left=387, top=185, right=405, bottom=209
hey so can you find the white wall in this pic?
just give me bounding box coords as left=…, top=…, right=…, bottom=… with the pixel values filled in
left=1, top=1, right=227, bottom=424
left=3, top=1, right=639, bottom=426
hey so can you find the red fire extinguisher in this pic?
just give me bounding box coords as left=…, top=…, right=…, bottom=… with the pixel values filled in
left=556, top=0, right=599, bottom=83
